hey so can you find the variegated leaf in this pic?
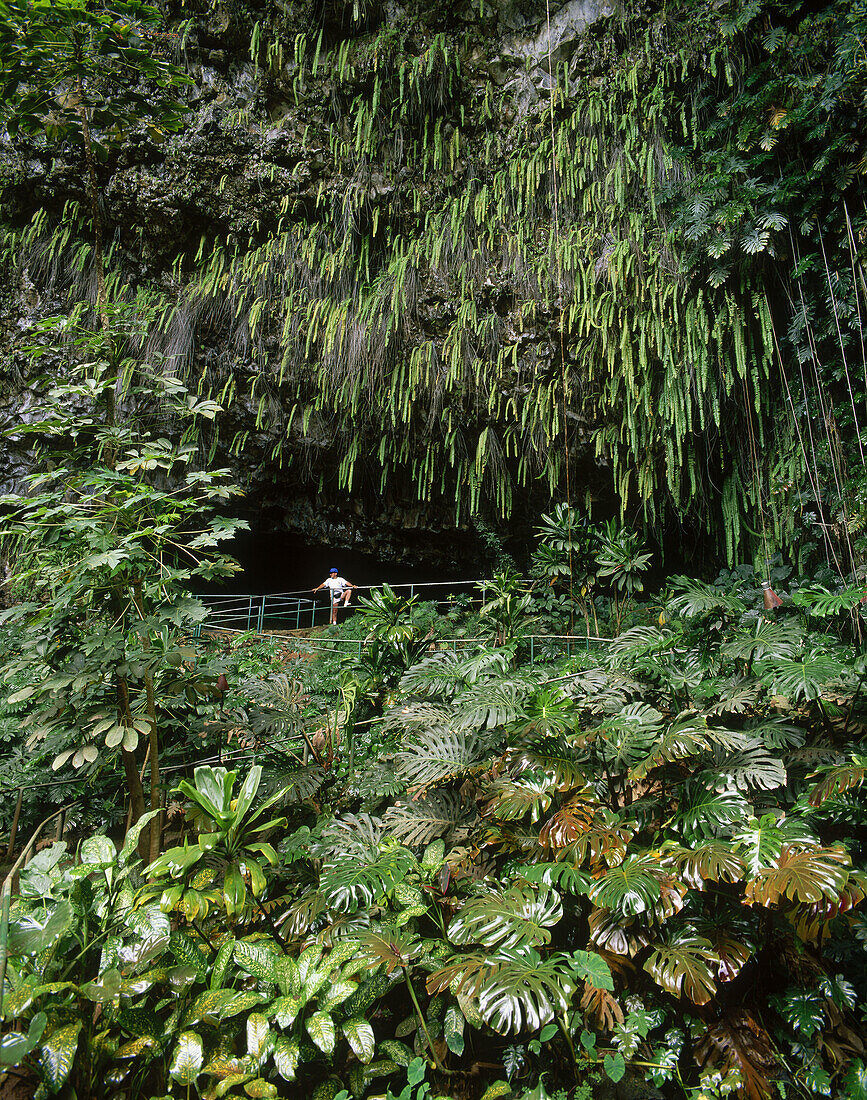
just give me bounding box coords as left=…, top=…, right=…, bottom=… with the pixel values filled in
left=169, top=1030, right=204, bottom=1084
left=273, top=1036, right=301, bottom=1081
left=39, top=1022, right=81, bottom=1090
left=246, top=1013, right=271, bottom=1061
left=306, top=1010, right=336, bottom=1053
left=342, top=1017, right=375, bottom=1063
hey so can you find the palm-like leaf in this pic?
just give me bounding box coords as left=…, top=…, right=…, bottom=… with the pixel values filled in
left=394, top=725, right=494, bottom=792
left=588, top=855, right=668, bottom=917
left=745, top=845, right=850, bottom=906
left=320, top=846, right=416, bottom=913
left=429, top=947, right=578, bottom=1034
left=668, top=576, right=746, bottom=618
left=448, top=885, right=563, bottom=949
left=383, top=790, right=472, bottom=847
left=644, top=932, right=718, bottom=1005
left=721, top=620, right=802, bottom=663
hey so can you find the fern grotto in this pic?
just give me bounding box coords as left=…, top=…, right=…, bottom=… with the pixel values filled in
left=1, top=0, right=867, bottom=1098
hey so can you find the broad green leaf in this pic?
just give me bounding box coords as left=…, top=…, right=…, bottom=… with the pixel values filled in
left=81, top=968, right=122, bottom=1003
left=603, top=1051, right=626, bottom=1082
left=80, top=834, right=116, bottom=869
left=223, top=864, right=247, bottom=917
left=570, top=950, right=613, bottom=991
left=9, top=901, right=74, bottom=955
left=342, top=1017, right=375, bottom=1063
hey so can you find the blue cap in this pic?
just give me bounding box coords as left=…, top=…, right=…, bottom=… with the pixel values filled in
left=329, top=567, right=338, bottom=573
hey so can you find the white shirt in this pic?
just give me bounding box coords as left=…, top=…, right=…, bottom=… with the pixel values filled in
left=324, top=576, right=348, bottom=596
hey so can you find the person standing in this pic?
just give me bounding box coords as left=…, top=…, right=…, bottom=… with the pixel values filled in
left=314, top=567, right=357, bottom=624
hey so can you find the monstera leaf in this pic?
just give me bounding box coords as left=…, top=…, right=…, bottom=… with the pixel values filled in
left=668, top=842, right=746, bottom=888
left=383, top=789, right=470, bottom=847
left=760, top=654, right=845, bottom=702
left=429, top=948, right=579, bottom=1034
left=591, top=703, right=662, bottom=771
left=588, top=856, right=668, bottom=917
left=483, top=776, right=553, bottom=822
left=320, top=846, right=416, bottom=912
left=393, top=723, right=491, bottom=792
left=629, top=714, right=710, bottom=780
left=448, top=885, right=563, bottom=949
left=745, top=845, right=850, bottom=906
left=703, top=746, right=786, bottom=792
left=809, top=755, right=867, bottom=806
left=643, top=932, right=718, bottom=1005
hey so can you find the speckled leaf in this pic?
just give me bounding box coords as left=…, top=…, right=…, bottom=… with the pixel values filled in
left=210, top=937, right=236, bottom=990
left=39, top=1023, right=81, bottom=1090
left=379, top=1039, right=413, bottom=1066
left=215, top=1072, right=254, bottom=1097
left=276, top=955, right=300, bottom=996
left=183, top=987, right=238, bottom=1026
left=234, top=940, right=278, bottom=982
left=306, top=1011, right=336, bottom=1054
left=326, top=939, right=361, bottom=973
left=244, top=1078, right=278, bottom=1097
left=342, top=1017, right=375, bottom=1063
left=246, top=1014, right=271, bottom=1060
left=303, top=966, right=330, bottom=999
left=269, top=995, right=302, bottom=1028
left=169, top=931, right=209, bottom=982
left=273, top=1036, right=301, bottom=1081
left=221, top=992, right=267, bottom=1019
left=116, top=1036, right=158, bottom=1059
left=169, top=1030, right=204, bottom=1085
left=444, top=1004, right=465, bottom=1055
left=202, top=1053, right=245, bottom=1079
left=319, top=980, right=357, bottom=1012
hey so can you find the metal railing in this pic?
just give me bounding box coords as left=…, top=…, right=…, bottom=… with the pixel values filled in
left=193, top=579, right=486, bottom=634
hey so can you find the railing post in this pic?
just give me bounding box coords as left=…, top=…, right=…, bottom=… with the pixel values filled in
left=311, top=596, right=317, bottom=629
left=247, top=595, right=253, bottom=631
left=257, top=595, right=265, bottom=633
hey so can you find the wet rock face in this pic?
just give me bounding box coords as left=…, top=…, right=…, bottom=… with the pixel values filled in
left=0, top=0, right=615, bottom=564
